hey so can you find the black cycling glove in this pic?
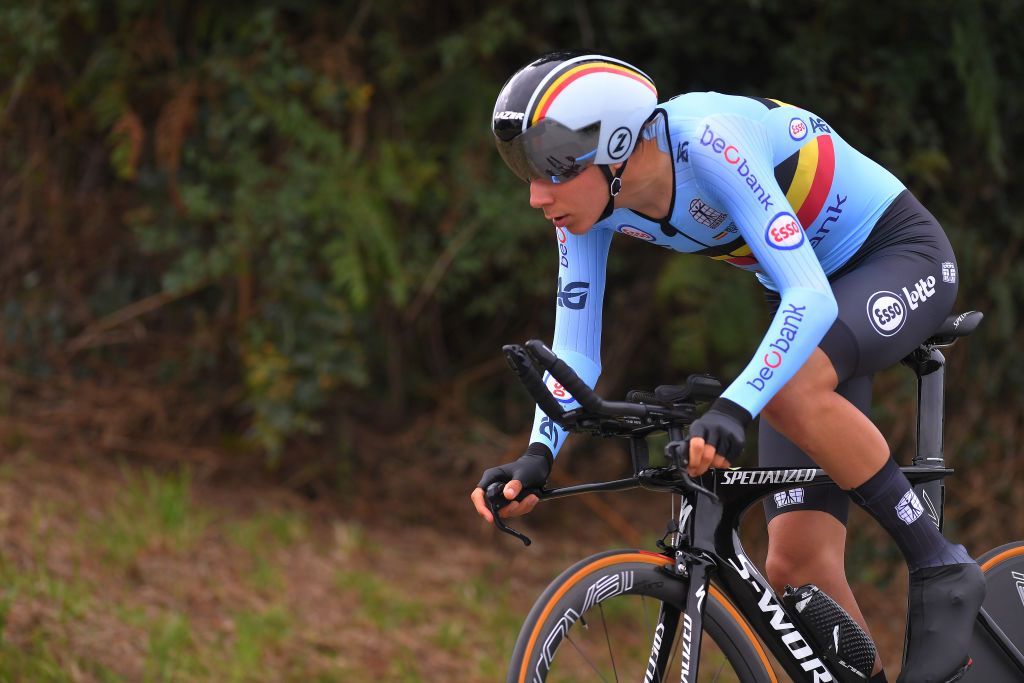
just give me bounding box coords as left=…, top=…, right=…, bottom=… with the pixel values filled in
left=687, top=398, right=752, bottom=460
left=477, top=442, right=553, bottom=498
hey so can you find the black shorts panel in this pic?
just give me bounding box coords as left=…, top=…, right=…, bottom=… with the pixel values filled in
left=759, top=190, right=958, bottom=523
left=760, top=374, right=872, bottom=525
left=767, top=190, right=959, bottom=382
left=820, top=189, right=959, bottom=381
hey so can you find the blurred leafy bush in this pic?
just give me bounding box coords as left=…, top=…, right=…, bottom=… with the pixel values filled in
left=0, top=0, right=1020, bottom=464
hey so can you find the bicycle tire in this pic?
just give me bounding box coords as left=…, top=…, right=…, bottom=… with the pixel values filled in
left=507, top=549, right=777, bottom=682
left=962, top=540, right=1024, bottom=681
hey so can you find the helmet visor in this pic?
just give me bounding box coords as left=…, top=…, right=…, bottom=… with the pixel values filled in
left=495, top=119, right=600, bottom=182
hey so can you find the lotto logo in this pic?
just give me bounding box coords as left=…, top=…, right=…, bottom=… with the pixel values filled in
left=896, top=490, right=925, bottom=525
left=902, top=276, right=936, bottom=311
left=942, top=262, right=957, bottom=284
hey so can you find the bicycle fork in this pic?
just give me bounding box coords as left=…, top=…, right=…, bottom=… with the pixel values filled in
left=647, top=555, right=715, bottom=683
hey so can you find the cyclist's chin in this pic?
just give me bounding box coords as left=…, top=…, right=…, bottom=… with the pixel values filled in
left=565, top=220, right=596, bottom=236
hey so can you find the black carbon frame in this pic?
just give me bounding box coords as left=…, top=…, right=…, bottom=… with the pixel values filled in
left=540, top=463, right=1024, bottom=682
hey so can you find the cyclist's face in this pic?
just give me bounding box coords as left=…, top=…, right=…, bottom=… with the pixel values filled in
left=528, top=165, right=608, bottom=235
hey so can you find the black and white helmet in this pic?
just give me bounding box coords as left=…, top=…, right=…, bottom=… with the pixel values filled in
left=492, top=51, right=658, bottom=183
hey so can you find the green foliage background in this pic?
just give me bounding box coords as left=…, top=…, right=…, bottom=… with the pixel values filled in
left=1, top=0, right=1021, bottom=472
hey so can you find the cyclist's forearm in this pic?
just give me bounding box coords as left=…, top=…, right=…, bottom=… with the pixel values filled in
left=536, top=224, right=612, bottom=457
left=528, top=350, right=601, bottom=457
left=721, top=286, right=837, bottom=416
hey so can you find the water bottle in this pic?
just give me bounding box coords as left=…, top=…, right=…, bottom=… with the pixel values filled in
left=781, top=583, right=877, bottom=680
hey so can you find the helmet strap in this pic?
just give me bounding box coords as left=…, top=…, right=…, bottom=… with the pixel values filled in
left=597, top=159, right=629, bottom=222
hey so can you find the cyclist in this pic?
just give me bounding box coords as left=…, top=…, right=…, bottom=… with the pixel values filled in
left=470, top=51, right=984, bottom=683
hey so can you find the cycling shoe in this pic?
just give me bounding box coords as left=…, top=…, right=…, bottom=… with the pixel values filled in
left=897, top=559, right=985, bottom=683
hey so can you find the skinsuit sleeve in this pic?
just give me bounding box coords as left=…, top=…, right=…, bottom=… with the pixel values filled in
left=527, top=225, right=614, bottom=456
left=689, top=113, right=838, bottom=418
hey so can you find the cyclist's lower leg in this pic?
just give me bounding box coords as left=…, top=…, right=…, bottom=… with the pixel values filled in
left=762, top=349, right=984, bottom=682
left=765, top=511, right=886, bottom=678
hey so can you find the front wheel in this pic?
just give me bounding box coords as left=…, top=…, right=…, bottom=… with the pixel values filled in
left=507, top=549, right=776, bottom=682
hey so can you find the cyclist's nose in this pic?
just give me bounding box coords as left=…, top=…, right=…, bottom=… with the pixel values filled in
left=529, top=179, right=555, bottom=209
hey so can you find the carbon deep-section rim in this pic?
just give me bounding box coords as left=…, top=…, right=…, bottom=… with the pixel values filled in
left=507, top=549, right=776, bottom=683
left=962, top=540, right=1024, bottom=681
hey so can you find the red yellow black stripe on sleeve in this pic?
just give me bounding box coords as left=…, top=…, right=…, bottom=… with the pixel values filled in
left=698, top=237, right=758, bottom=267
left=742, top=96, right=791, bottom=110
left=744, top=96, right=837, bottom=230
left=773, top=135, right=836, bottom=229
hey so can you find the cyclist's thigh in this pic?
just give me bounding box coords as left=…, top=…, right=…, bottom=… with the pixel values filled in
left=760, top=374, right=872, bottom=526
left=819, top=193, right=958, bottom=381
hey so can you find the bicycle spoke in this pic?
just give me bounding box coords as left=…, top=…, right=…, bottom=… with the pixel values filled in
left=514, top=567, right=755, bottom=683
left=710, top=654, right=728, bottom=681
left=598, top=602, right=620, bottom=682
left=563, top=633, right=613, bottom=683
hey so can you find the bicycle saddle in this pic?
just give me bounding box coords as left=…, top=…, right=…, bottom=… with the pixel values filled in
left=924, top=310, right=983, bottom=347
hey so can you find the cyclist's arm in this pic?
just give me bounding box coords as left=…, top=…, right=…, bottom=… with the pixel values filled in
left=471, top=225, right=612, bottom=522
left=526, top=225, right=614, bottom=456
left=689, top=113, right=838, bottom=419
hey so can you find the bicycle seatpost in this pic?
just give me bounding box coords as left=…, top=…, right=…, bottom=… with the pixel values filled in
left=904, top=345, right=947, bottom=532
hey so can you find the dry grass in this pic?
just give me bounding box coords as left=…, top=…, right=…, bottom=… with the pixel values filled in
left=0, top=396, right=1017, bottom=681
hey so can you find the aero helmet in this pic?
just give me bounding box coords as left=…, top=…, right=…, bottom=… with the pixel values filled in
left=492, top=51, right=658, bottom=184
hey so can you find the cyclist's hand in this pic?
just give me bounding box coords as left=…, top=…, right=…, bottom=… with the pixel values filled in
left=687, top=398, right=751, bottom=477
left=471, top=443, right=552, bottom=524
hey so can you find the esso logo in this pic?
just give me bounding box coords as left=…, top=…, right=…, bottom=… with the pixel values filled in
left=619, top=225, right=655, bottom=241
left=789, top=118, right=808, bottom=141
left=867, top=291, right=907, bottom=336
left=543, top=372, right=576, bottom=404
left=765, top=212, right=804, bottom=250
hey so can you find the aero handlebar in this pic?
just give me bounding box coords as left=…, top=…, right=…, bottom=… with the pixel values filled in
left=503, top=340, right=717, bottom=431
left=501, top=343, right=565, bottom=420
left=491, top=340, right=725, bottom=544
left=524, top=340, right=651, bottom=418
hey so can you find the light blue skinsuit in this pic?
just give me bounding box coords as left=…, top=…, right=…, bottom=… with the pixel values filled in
left=531, top=93, right=905, bottom=456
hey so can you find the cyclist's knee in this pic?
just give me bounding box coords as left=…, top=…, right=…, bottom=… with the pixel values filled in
left=762, top=350, right=839, bottom=432
left=765, top=513, right=847, bottom=593
left=762, top=385, right=836, bottom=442
left=765, top=544, right=846, bottom=594
left=762, top=389, right=813, bottom=440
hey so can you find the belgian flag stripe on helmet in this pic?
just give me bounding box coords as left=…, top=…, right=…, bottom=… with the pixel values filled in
left=530, top=62, right=657, bottom=125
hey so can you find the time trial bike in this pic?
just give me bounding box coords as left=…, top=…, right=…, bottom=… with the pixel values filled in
left=486, top=310, right=1024, bottom=682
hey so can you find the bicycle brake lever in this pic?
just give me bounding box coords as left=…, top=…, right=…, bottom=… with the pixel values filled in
left=682, top=473, right=719, bottom=501
left=484, top=482, right=535, bottom=546
left=665, top=439, right=719, bottom=502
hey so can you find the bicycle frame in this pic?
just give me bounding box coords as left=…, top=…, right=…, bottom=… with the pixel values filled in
left=540, top=461, right=1024, bottom=682
left=499, top=312, right=1024, bottom=681
left=675, top=465, right=948, bottom=683
left=901, top=344, right=1024, bottom=679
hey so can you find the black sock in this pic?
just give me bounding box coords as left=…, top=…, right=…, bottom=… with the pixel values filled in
left=849, top=458, right=972, bottom=570
left=869, top=670, right=888, bottom=683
